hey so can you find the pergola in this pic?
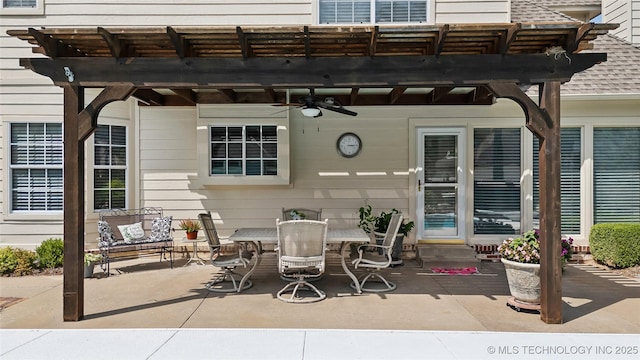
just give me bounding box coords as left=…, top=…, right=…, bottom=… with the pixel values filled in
left=9, top=23, right=615, bottom=323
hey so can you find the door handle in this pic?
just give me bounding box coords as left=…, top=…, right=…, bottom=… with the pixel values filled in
left=418, top=179, right=422, bottom=192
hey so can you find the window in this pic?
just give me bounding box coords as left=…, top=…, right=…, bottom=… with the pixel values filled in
left=533, top=128, right=582, bottom=234
left=375, top=0, right=427, bottom=23
left=9, top=123, right=63, bottom=212
left=94, top=125, right=127, bottom=210
left=1, top=0, right=43, bottom=15
left=473, top=128, right=521, bottom=234
left=3, top=0, right=36, bottom=7
left=319, top=0, right=428, bottom=24
left=210, top=125, right=278, bottom=176
left=593, top=127, right=640, bottom=223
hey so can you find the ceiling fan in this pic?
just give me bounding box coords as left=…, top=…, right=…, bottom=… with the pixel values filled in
left=274, top=89, right=357, bottom=117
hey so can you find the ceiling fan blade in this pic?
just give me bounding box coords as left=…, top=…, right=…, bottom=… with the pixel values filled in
left=318, top=103, right=357, bottom=116
left=272, top=103, right=300, bottom=107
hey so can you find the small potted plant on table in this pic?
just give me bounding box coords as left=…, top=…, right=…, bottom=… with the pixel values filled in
left=180, top=219, right=202, bottom=240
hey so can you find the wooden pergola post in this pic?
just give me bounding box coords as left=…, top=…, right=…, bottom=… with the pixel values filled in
left=62, top=85, right=136, bottom=321
left=62, top=85, right=85, bottom=321
left=538, top=81, right=563, bottom=324
left=487, top=81, right=564, bottom=323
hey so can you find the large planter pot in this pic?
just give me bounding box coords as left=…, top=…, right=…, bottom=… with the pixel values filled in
left=84, top=262, right=95, bottom=278
left=501, top=258, right=541, bottom=304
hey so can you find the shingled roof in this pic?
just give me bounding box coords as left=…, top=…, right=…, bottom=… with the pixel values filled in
left=537, top=0, right=601, bottom=7
left=536, top=0, right=602, bottom=6
left=512, top=0, right=640, bottom=95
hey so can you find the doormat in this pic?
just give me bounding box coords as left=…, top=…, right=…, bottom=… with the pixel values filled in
left=0, top=297, right=25, bottom=310
left=430, top=267, right=479, bottom=275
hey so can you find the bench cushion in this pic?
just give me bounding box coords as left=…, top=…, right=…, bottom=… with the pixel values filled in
left=117, top=222, right=146, bottom=243
left=98, top=220, right=116, bottom=247
left=149, top=216, right=173, bottom=242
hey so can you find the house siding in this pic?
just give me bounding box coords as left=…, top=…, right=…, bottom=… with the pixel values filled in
left=603, top=0, right=639, bottom=44
left=435, top=0, right=510, bottom=23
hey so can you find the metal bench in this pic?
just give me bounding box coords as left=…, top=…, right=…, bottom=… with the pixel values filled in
left=97, top=207, right=174, bottom=276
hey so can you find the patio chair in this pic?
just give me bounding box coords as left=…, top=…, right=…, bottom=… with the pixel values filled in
left=350, top=213, right=403, bottom=293
left=276, top=218, right=329, bottom=303
left=199, top=211, right=253, bottom=293
left=282, top=208, right=322, bottom=221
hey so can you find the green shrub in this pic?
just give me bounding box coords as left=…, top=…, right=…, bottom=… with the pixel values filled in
left=589, top=223, right=640, bottom=268
left=0, top=246, right=19, bottom=274
left=35, top=238, right=64, bottom=269
left=13, top=248, right=38, bottom=276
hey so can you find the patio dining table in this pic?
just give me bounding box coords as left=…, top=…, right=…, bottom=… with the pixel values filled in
left=229, top=227, right=370, bottom=293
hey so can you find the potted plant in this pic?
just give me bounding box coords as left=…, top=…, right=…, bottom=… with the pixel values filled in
left=358, top=205, right=415, bottom=265
left=179, top=219, right=202, bottom=239
left=84, top=253, right=103, bottom=278
left=498, top=229, right=573, bottom=307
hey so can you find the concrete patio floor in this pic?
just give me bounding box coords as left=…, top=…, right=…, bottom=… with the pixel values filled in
left=1, top=253, right=639, bottom=359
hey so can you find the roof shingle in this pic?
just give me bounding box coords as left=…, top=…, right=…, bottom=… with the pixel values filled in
left=512, top=0, right=640, bottom=95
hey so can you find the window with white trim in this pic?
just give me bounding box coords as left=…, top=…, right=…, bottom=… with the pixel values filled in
left=3, top=0, right=36, bottom=7
left=533, top=128, right=582, bottom=234
left=94, top=125, right=127, bottom=210
left=319, top=0, right=428, bottom=24
left=210, top=125, right=278, bottom=176
left=593, top=127, right=640, bottom=223
left=9, top=123, right=63, bottom=212
left=473, top=128, right=521, bottom=234
left=1, top=0, right=43, bottom=15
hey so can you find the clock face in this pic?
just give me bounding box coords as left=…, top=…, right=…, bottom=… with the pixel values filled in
left=337, top=132, right=362, bottom=158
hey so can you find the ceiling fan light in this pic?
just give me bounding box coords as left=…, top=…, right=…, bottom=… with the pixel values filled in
left=301, top=107, right=321, bottom=117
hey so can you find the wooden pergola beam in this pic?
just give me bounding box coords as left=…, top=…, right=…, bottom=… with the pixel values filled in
left=170, top=88, right=197, bottom=104
left=77, top=85, right=137, bottom=141
left=19, top=53, right=606, bottom=88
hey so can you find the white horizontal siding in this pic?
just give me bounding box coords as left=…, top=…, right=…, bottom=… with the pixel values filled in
left=603, top=0, right=633, bottom=42
left=633, top=0, right=640, bottom=45
left=435, top=0, right=509, bottom=23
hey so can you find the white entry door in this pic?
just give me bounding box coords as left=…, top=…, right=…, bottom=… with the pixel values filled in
left=417, top=128, right=466, bottom=239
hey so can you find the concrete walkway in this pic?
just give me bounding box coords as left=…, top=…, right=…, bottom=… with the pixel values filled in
left=1, top=256, right=639, bottom=359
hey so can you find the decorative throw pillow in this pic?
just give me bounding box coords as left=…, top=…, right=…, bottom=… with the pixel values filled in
left=97, top=220, right=115, bottom=247
left=149, top=216, right=173, bottom=242
left=117, top=222, right=146, bottom=243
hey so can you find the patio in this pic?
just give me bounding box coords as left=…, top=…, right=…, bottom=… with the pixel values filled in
left=2, top=255, right=639, bottom=359
left=1, top=255, right=639, bottom=332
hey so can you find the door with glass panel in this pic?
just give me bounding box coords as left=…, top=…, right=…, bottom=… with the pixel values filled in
left=417, top=128, right=466, bottom=239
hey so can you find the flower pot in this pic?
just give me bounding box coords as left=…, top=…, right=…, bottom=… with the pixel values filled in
left=84, top=263, right=95, bottom=278
left=501, top=258, right=541, bottom=304
left=186, top=231, right=198, bottom=240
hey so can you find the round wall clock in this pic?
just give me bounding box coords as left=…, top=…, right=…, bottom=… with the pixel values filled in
left=336, top=132, right=362, bottom=158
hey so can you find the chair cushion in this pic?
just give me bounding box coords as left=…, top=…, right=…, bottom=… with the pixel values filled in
left=97, top=220, right=115, bottom=247
left=117, top=222, right=146, bottom=243
left=149, top=216, right=173, bottom=242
